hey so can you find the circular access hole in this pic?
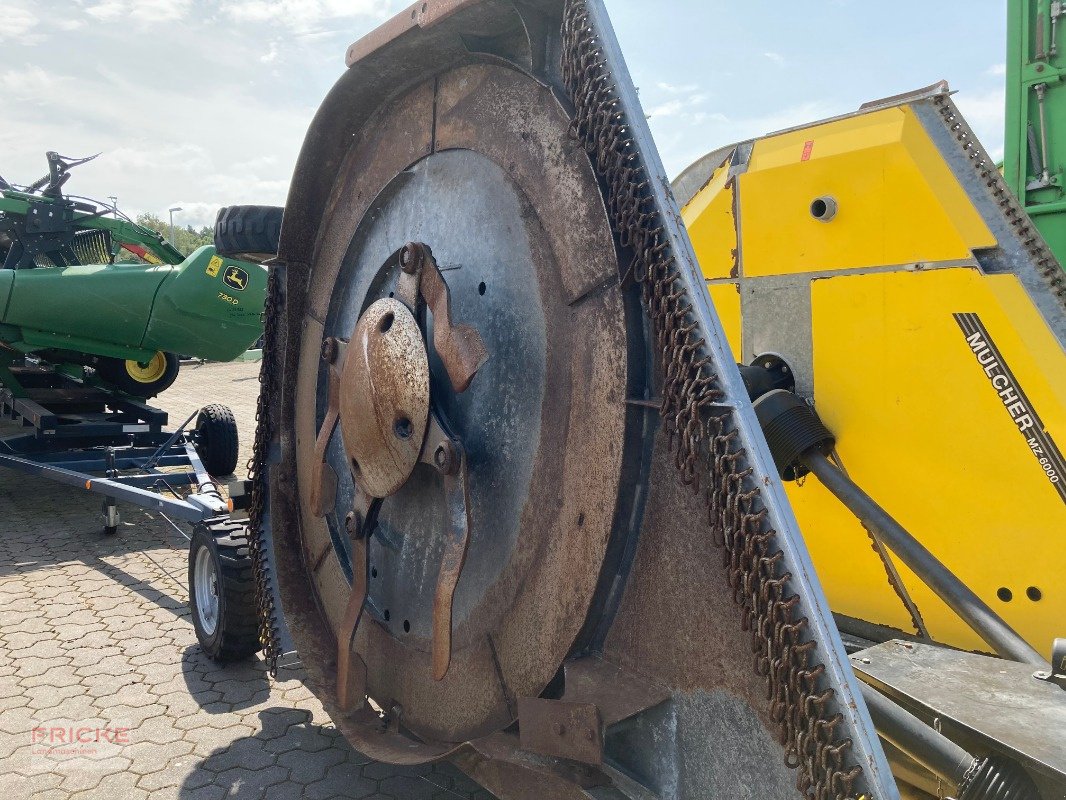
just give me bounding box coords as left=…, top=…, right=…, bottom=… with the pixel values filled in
left=384, top=609, right=391, bottom=621
left=478, top=281, right=487, bottom=296
left=1026, top=586, right=1042, bottom=602
left=393, top=416, right=413, bottom=440
left=403, top=619, right=411, bottom=633
left=379, top=312, right=395, bottom=333
left=809, top=195, right=838, bottom=221
left=370, top=566, right=378, bottom=579
left=997, top=587, right=1013, bottom=602
left=576, top=512, right=585, bottom=528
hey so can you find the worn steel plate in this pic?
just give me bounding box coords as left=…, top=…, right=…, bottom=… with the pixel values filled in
left=854, top=640, right=1066, bottom=784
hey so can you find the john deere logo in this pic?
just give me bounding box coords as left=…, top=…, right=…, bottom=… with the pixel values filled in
left=223, top=266, right=248, bottom=291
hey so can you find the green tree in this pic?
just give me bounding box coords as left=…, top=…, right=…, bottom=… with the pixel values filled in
left=115, top=212, right=213, bottom=262
left=133, top=212, right=213, bottom=257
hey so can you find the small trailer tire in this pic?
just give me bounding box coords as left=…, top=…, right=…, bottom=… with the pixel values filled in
left=188, top=520, right=261, bottom=663
left=194, top=404, right=240, bottom=476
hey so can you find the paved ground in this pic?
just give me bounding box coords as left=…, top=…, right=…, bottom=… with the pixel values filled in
left=0, top=361, right=495, bottom=800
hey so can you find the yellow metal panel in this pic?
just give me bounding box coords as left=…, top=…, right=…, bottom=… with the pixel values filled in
left=707, top=282, right=741, bottom=356
left=736, top=107, right=996, bottom=276
left=681, top=159, right=737, bottom=280
left=805, top=268, right=1066, bottom=652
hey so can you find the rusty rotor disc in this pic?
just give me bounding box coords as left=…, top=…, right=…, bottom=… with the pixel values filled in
left=283, top=59, right=647, bottom=754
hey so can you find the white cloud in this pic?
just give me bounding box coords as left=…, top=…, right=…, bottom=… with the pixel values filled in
left=649, top=99, right=685, bottom=118
left=218, top=0, right=398, bottom=33
left=85, top=0, right=192, bottom=23
left=0, top=66, right=69, bottom=104
left=108, top=143, right=212, bottom=174
left=763, top=51, right=785, bottom=65
left=954, top=87, right=1006, bottom=161
left=987, top=63, right=1007, bottom=76
left=260, top=40, right=280, bottom=63
left=644, top=77, right=712, bottom=125
left=656, top=81, right=699, bottom=95
left=1, top=1, right=44, bottom=43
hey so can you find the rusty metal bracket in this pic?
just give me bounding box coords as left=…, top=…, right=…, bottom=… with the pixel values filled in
left=517, top=697, right=604, bottom=766
left=310, top=337, right=346, bottom=517
left=561, top=658, right=670, bottom=726
left=417, top=410, right=471, bottom=681
left=336, top=495, right=380, bottom=712
left=395, top=241, right=489, bottom=393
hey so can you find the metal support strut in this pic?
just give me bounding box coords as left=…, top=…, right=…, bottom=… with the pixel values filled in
left=803, top=451, right=1049, bottom=669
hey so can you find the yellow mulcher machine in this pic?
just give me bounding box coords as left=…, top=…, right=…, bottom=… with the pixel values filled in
left=224, top=2, right=1066, bottom=798
left=677, top=81, right=1065, bottom=659
left=676, top=80, right=1066, bottom=798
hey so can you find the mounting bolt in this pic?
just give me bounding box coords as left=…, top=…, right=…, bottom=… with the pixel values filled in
left=400, top=242, right=421, bottom=274
left=551, top=722, right=565, bottom=736
left=321, top=337, right=338, bottom=363
left=434, top=441, right=458, bottom=475
left=345, top=512, right=357, bottom=536
left=584, top=729, right=595, bottom=741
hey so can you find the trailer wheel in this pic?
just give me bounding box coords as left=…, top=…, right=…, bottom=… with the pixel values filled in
left=95, top=351, right=180, bottom=398
left=214, top=206, right=283, bottom=263
left=188, top=520, right=261, bottom=663
left=194, top=404, right=239, bottom=476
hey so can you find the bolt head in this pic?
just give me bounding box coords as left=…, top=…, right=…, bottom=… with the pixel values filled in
left=400, top=243, right=420, bottom=274
left=433, top=442, right=458, bottom=475
left=321, top=337, right=338, bottom=363
left=345, top=512, right=357, bottom=535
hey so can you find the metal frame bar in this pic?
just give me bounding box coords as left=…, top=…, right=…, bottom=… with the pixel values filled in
left=0, top=368, right=225, bottom=525
left=0, top=452, right=216, bottom=522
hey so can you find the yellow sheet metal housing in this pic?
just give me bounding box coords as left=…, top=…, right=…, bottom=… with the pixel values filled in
left=683, top=98, right=1066, bottom=655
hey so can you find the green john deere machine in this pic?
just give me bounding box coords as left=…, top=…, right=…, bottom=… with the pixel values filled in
left=0, top=151, right=272, bottom=398
left=1005, top=0, right=1066, bottom=272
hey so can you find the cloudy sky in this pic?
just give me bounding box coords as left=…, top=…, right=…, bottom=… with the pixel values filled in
left=2, top=0, right=1009, bottom=229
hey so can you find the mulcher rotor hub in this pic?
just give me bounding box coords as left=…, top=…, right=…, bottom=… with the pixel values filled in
left=311, top=242, right=489, bottom=708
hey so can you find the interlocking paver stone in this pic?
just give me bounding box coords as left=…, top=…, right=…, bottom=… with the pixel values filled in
left=0, top=362, right=496, bottom=800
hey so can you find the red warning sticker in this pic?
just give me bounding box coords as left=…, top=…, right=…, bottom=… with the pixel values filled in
left=801, top=140, right=815, bottom=162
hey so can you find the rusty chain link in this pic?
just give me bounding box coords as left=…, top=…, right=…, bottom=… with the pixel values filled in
left=247, top=266, right=283, bottom=675
left=561, top=2, right=863, bottom=797
left=931, top=94, right=1066, bottom=309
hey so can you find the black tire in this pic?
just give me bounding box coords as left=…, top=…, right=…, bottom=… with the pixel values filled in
left=94, top=352, right=180, bottom=398
left=194, top=404, right=239, bottom=476
left=188, top=520, right=261, bottom=663
left=214, top=206, right=283, bottom=262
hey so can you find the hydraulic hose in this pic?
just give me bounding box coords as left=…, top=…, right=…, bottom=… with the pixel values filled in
left=862, top=683, right=1042, bottom=800
left=859, top=682, right=973, bottom=789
